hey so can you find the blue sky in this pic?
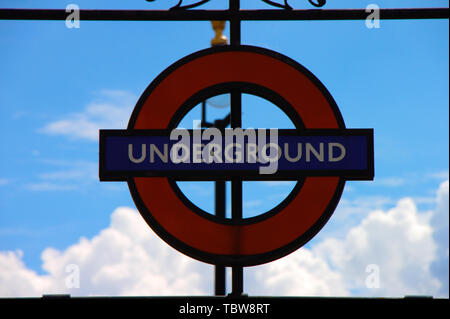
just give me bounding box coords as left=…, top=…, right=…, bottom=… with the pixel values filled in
left=0, top=0, right=448, bottom=297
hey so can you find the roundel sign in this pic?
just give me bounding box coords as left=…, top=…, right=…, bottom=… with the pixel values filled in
left=99, top=45, right=374, bottom=266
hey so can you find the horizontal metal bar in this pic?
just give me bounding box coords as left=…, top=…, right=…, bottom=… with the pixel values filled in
left=242, top=8, right=450, bottom=20
left=0, top=8, right=227, bottom=21
left=0, top=8, right=448, bottom=21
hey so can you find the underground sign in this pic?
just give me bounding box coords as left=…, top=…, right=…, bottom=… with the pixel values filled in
left=99, top=45, right=374, bottom=266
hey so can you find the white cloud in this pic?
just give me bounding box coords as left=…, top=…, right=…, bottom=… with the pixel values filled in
left=430, top=180, right=449, bottom=296
left=0, top=250, right=53, bottom=296
left=23, top=182, right=79, bottom=192
left=248, top=180, right=449, bottom=297
left=0, top=207, right=212, bottom=297
left=23, top=160, right=98, bottom=192
left=0, top=181, right=448, bottom=297
left=38, top=160, right=97, bottom=182
left=333, top=195, right=395, bottom=221
left=375, top=177, right=406, bottom=187
left=243, top=200, right=263, bottom=208
left=367, top=171, right=449, bottom=189
left=313, top=198, right=440, bottom=297
left=428, top=170, right=449, bottom=181
left=246, top=249, right=348, bottom=296
left=40, top=90, right=136, bottom=142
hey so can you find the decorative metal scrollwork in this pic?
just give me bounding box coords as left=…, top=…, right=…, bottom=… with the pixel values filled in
left=171, top=0, right=212, bottom=10
left=145, top=0, right=326, bottom=10
left=308, top=0, right=326, bottom=7
left=145, top=0, right=212, bottom=11
left=261, top=0, right=326, bottom=9
left=260, top=0, right=292, bottom=10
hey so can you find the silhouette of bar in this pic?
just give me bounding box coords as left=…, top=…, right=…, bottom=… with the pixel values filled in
left=0, top=8, right=448, bottom=21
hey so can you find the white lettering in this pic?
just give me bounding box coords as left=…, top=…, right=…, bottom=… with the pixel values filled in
left=204, top=143, right=222, bottom=163
left=259, top=129, right=279, bottom=175
left=202, top=127, right=222, bottom=163
left=284, top=142, right=302, bottom=162
left=192, top=143, right=204, bottom=163
left=128, top=144, right=146, bottom=163
left=306, top=143, right=324, bottom=162
left=366, top=4, right=380, bottom=29
left=150, top=144, right=168, bottom=163
left=365, top=264, right=380, bottom=289
left=171, top=144, right=190, bottom=163
left=170, top=129, right=190, bottom=163
left=179, top=303, right=214, bottom=316
left=328, top=142, right=346, bottom=162
left=65, top=264, right=80, bottom=289
left=224, top=143, right=242, bottom=163
left=65, top=4, right=80, bottom=29
left=246, top=143, right=258, bottom=163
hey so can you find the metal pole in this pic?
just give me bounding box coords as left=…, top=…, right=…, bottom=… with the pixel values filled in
left=214, top=180, right=226, bottom=295
left=3, top=0, right=446, bottom=298
left=230, top=88, right=243, bottom=296
left=229, top=0, right=244, bottom=297
left=207, top=19, right=229, bottom=296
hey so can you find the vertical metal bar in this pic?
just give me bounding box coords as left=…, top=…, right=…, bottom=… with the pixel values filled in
left=232, top=263, right=243, bottom=296
left=215, top=181, right=226, bottom=218
left=229, top=0, right=243, bottom=296
left=201, top=101, right=206, bottom=125
left=231, top=171, right=243, bottom=296
left=231, top=89, right=243, bottom=296
left=210, top=19, right=230, bottom=296
left=214, top=180, right=226, bottom=295
left=230, top=0, right=241, bottom=46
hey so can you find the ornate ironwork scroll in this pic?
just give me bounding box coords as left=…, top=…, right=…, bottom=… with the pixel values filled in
left=145, top=0, right=327, bottom=10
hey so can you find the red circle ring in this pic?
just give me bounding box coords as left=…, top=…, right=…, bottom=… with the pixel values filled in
left=127, top=45, right=346, bottom=266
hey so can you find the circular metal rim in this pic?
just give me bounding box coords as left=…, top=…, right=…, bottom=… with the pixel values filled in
left=167, top=81, right=305, bottom=226
left=126, top=45, right=346, bottom=266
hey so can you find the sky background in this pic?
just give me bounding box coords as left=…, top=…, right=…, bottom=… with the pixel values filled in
left=0, top=0, right=448, bottom=297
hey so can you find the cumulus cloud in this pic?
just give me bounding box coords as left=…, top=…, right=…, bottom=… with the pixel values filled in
left=0, top=250, right=53, bottom=296
left=40, top=90, right=136, bottom=141
left=246, top=180, right=449, bottom=297
left=313, top=198, right=440, bottom=297
left=0, top=207, right=212, bottom=297
left=430, top=180, right=449, bottom=296
left=0, top=181, right=448, bottom=297
left=246, top=249, right=348, bottom=296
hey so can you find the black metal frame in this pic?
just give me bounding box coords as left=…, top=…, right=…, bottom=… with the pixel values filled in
left=0, top=8, right=448, bottom=21
left=120, top=40, right=354, bottom=295
left=4, top=0, right=448, bottom=298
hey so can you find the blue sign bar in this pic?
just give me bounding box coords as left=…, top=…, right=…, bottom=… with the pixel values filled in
left=99, top=129, right=373, bottom=181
